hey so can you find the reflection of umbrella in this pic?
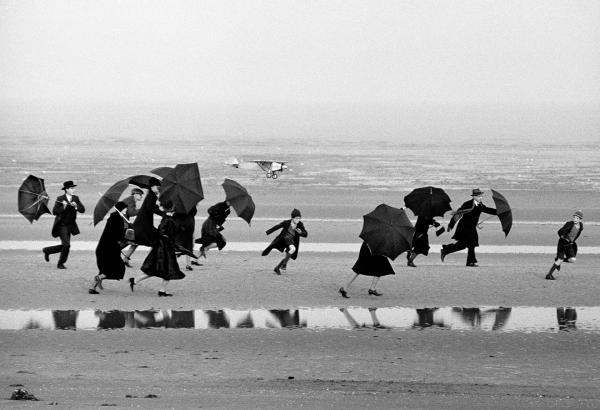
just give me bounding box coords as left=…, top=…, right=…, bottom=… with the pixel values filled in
left=404, top=186, right=452, bottom=218
left=93, top=175, right=154, bottom=226
left=152, top=163, right=203, bottom=214
left=221, top=178, right=255, bottom=225
left=491, top=189, right=512, bottom=236
left=18, top=174, right=51, bottom=223
left=359, top=204, right=415, bottom=260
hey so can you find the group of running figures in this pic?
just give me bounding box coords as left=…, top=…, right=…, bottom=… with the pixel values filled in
left=41, top=182, right=584, bottom=297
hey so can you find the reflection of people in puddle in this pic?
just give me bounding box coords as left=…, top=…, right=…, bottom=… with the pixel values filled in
left=339, top=242, right=394, bottom=298
left=414, top=308, right=441, bottom=328
left=269, top=309, right=301, bottom=328
left=453, top=307, right=481, bottom=327
left=52, top=310, right=79, bottom=330
left=95, top=310, right=129, bottom=329
left=557, top=307, right=577, bottom=331
left=206, top=310, right=230, bottom=329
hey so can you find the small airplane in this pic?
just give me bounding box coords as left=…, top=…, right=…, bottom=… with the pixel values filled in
left=225, top=158, right=289, bottom=178
left=251, top=160, right=289, bottom=179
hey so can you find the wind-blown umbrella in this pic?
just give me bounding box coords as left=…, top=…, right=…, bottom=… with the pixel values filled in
left=491, top=189, right=512, bottom=236
left=152, top=163, right=203, bottom=214
left=18, top=174, right=51, bottom=223
left=93, top=175, right=154, bottom=226
left=221, top=178, right=255, bottom=225
left=404, top=186, right=452, bottom=218
left=359, top=204, right=415, bottom=260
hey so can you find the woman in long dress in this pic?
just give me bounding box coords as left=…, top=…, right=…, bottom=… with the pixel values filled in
left=89, top=201, right=128, bottom=294
left=173, top=206, right=197, bottom=270
left=338, top=241, right=395, bottom=298
left=130, top=200, right=185, bottom=297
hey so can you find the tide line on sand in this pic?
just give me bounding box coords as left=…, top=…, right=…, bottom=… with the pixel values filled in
left=1, top=241, right=600, bottom=254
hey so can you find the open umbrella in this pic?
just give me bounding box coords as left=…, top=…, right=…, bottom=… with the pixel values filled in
left=18, top=174, right=51, bottom=223
left=93, top=175, right=154, bottom=226
left=153, top=163, right=203, bottom=214
left=221, top=178, right=255, bottom=225
left=404, top=186, right=452, bottom=218
left=491, top=189, right=512, bottom=236
left=359, top=204, right=415, bottom=260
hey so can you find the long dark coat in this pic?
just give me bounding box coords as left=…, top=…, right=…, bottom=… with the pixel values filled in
left=261, top=219, right=307, bottom=260
left=352, top=242, right=395, bottom=277
left=140, top=215, right=186, bottom=281
left=556, top=220, right=583, bottom=260
left=173, top=207, right=197, bottom=252
left=195, top=202, right=229, bottom=250
left=411, top=216, right=438, bottom=256
left=95, top=211, right=127, bottom=280
left=51, top=194, right=85, bottom=237
left=132, top=190, right=162, bottom=246
left=449, top=199, right=496, bottom=247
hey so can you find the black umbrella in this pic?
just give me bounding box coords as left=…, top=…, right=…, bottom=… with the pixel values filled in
left=152, top=163, right=203, bottom=214
left=491, top=189, right=512, bottom=237
left=359, top=204, right=415, bottom=260
left=404, top=186, right=452, bottom=218
left=221, top=178, right=255, bottom=225
left=93, top=175, right=154, bottom=226
left=18, top=174, right=51, bottom=223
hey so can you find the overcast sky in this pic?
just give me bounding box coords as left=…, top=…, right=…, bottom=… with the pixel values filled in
left=1, top=0, right=599, bottom=139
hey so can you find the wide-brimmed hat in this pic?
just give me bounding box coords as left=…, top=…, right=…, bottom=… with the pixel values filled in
left=573, top=210, right=583, bottom=219
left=62, top=180, right=77, bottom=190
left=471, top=188, right=484, bottom=196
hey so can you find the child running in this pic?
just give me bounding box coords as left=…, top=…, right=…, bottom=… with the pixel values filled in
left=262, top=208, right=308, bottom=274
left=546, top=210, right=584, bottom=280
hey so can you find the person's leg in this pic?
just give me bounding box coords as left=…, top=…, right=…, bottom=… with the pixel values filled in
left=368, top=277, right=382, bottom=296
left=56, top=227, right=71, bottom=268
left=339, top=273, right=358, bottom=297
left=129, top=274, right=151, bottom=291
left=441, top=241, right=467, bottom=262
left=407, top=251, right=417, bottom=267
left=122, top=244, right=138, bottom=266
left=546, top=257, right=562, bottom=280
left=466, top=246, right=477, bottom=266
left=158, top=280, right=173, bottom=296
left=198, top=242, right=217, bottom=258
left=185, top=255, right=192, bottom=270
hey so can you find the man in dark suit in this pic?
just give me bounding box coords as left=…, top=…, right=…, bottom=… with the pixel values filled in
left=440, top=188, right=496, bottom=267
left=42, top=180, right=86, bottom=269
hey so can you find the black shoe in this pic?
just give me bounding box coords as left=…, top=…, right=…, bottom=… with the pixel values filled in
left=191, top=260, right=202, bottom=266
left=273, top=266, right=282, bottom=275
left=158, top=291, right=173, bottom=297
left=43, top=250, right=49, bottom=262
left=57, top=264, right=66, bottom=269
left=556, top=264, right=561, bottom=271
left=88, top=289, right=99, bottom=294
left=185, top=265, right=193, bottom=271
left=368, top=289, right=383, bottom=296
left=129, top=278, right=135, bottom=292
left=338, top=287, right=349, bottom=298
left=440, top=249, right=446, bottom=262
left=545, top=273, right=556, bottom=280
left=124, top=261, right=132, bottom=268
left=466, top=263, right=479, bottom=267
left=407, top=260, right=416, bottom=267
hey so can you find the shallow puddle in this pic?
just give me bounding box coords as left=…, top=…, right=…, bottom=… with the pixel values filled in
left=0, top=307, right=597, bottom=333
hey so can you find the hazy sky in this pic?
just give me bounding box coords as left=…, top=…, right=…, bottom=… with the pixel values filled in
left=1, top=0, right=599, bottom=139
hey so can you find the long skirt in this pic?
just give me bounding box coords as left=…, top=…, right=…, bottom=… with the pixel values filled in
left=352, top=242, right=395, bottom=277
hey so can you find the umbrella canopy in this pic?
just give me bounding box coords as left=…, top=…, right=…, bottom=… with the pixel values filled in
left=93, top=175, right=154, bottom=226
left=404, top=186, right=452, bottom=218
left=359, top=204, right=415, bottom=260
left=18, top=174, right=51, bottom=223
left=154, top=163, right=204, bottom=214
left=221, top=178, right=255, bottom=225
left=491, top=189, right=512, bottom=236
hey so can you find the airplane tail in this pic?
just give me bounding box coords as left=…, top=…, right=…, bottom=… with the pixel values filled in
left=225, top=157, right=240, bottom=168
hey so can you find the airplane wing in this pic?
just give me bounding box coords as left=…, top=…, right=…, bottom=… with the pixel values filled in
left=251, top=160, right=273, bottom=172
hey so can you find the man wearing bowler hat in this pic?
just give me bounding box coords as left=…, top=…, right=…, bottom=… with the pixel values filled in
left=42, top=181, right=86, bottom=269
left=440, top=188, right=496, bottom=267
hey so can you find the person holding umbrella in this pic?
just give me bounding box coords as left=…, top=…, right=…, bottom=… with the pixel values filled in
left=127, top=178, right=163, bottom=266
left=42, top=181, right=85, bottom=269
left=262, top=208, right=308, bottom=274
left=440, top=188, right=496, bottom=267
left=546, top=211, right=584, bottom=280
left=195, top=201, right=230, bottom=259
left=89, top=201, right=128, bottom=294
left=406, top=216, right=442, bottom=267
left=130, top=200, right=186, bottom=297
left=338, top=242, right=394, bottom=298
left=173, top=206, right=197, bottom=270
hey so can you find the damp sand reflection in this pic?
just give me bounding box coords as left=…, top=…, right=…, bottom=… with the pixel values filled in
left=0, top=307, right=595, bottom=333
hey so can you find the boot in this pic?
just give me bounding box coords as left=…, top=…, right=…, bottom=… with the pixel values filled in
left=407, top=252, right=417, bottom=267
left=545, top=264, right=558, bottom=280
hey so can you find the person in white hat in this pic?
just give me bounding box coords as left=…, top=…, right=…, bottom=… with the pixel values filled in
left=546, top=210, right=584, bottom=280
left=440, top=188, right=496, bottom=267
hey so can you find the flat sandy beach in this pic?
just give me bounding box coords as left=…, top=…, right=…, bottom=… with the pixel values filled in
left=2, top=138, right=600, bottom=408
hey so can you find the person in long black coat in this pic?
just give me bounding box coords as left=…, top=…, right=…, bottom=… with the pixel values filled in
left=125, top=179, right=162, bottom=267
left=406, top=216, right=441, bottom=267
left=130, top=200, right=185, bottom=297
left=120, top=187, right=144, bottom=266
left=440, top=188, right=496, bottom=267
left=173, top=206, right=197, bottom=270
left=89, top=201, right=128, bottom=294
left=338, top=241, right=394, bottom=298
left=42, top=180, right=85, bottom=269
left=261, top=208, right=308, bottom=274
left=546, top=210, right=584, bottom=280
left=195, top=201, right=230, bottom=259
